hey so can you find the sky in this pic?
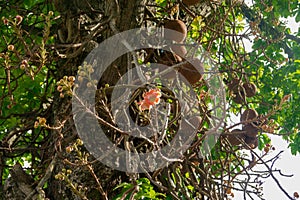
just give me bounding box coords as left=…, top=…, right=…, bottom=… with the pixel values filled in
left=231, top=134, right=300, bottom=200
left=262, top=135, right=300, bottom=200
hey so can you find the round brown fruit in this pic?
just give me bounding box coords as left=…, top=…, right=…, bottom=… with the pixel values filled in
left=232, top=91, right=246, bottom=104
left=241, top=108, right=258, bottom=122
left=244, top=136, right=258, bottom=149
left=164, top=20, right=187, bottom=42
left=241, top=108, right=259, bottom=137
left=243, top=124, right=259, bottom=137
left=183, top=0, right=200, bottom=6
left=178, top=58, right=204, bottom=85
left=243, top=82, right=257, bottom=97
left=264, top=146, right=270, bottom=153
left=170, top=44, right=187, bottom=57
left=227, top=78, right=241, bottom=93
left=226, top=129, right=246, bottom=146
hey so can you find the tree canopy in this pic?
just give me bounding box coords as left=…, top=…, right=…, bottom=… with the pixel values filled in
left=0, top=0, right=299, bottom=199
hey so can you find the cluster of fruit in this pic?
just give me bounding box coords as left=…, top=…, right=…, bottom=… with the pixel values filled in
left=146, top=18, right=204, bottom=85
left=226, top=108, right=260, bottom=149
left=225, top=73, right=260, bottom=149
left=227, top=77, right=257, bottom=104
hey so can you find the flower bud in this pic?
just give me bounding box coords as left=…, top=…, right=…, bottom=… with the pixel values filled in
left=264, top=146, right=269, bottom=153
left=86, top=82, right=93, bottom=88
left=8, top=44, right=14, bottom=51
left=78, top=76, right=83, bottom=82
left=68, top=76, right=75, bottom=82
left=15, top=15, right=23, bottom=25
left=282, top=94, right=291, bottom=102
left=34, top=121, right=39, bottom=128
left=294, top=192, right=299, bottom=198
left=87, top=67, right=94, bottom=73
left=3, top=18, right=8, bottom=25
left=79, top=71, right=86, bottom=76
left=66, top=146, right=73, bottom=153
left=20, top=64, right=26, bottom=70
left=57, top=85, right=63, bottom=92
left=38, top=117, right=47, bottom=126
left=76, top=139, right=83, bottom=146
left=21, top=60, right=28, bottom=66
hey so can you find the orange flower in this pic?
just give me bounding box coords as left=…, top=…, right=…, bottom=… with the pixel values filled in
left=143, top=88, right=161, bottom=105
left=138, top=101, right=152, bottom=111
left=138, top=88, right=161, bottom=110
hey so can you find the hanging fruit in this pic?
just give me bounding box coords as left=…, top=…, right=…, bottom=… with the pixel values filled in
left=178, top=58, right=204, bottom=85
left=164, top=19, right=187, bottom=42
left=243, top=82, right=257, bottom=97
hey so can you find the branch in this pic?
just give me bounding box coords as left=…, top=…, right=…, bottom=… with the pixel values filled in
left=285, top=33, right=300, bottom=43
left=251, top=150, right=295, bottom=200
left=240, top=3, right=297, bottom=59
left=25, top=154, right=58, bottom=200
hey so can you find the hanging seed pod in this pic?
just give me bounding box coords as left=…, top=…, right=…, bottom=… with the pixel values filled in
left=243, top=82, right=257, bottom=97
left=243, top=124, right=259, bottom=137
left=178, top=58, right=204, bottom=85
left=244, top=136, right=258, bottom=149
left=232, top=90, right=246, bottom=104
left=227, top=78, right=241, bottom=93
left=164, top=19, right=187, bottom=42
left=241, top=108, right=259, bottom=137
left=241, top=108, right=258, bottom=122
left=170, top=44, right=187, bottom=57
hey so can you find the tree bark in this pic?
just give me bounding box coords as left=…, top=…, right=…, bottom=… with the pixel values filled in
left=44, top=0, right=146, bottom=199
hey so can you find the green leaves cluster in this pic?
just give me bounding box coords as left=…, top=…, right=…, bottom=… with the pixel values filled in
left=113, top=178, right=165, bottom=200
left=0, top=0, right=57, bottom=182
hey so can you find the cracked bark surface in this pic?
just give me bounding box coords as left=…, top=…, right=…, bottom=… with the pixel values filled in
left=48, top=1, right=145, bottom=199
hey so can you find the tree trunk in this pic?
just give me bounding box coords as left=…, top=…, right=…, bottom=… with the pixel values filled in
left=45, top=0, right=145, bottom=199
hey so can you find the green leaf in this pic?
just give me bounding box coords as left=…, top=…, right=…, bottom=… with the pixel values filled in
left=113, top=182, right=133, bottom=191
left=295, top=12, right=300, bottom=23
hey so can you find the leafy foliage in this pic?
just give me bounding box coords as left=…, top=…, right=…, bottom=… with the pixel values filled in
left=113, top=178, right=165, bottom=200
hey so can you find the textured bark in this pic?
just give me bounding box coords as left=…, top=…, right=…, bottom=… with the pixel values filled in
left=44, top=0, right=145, bottom=199
left=99, top=0, right=145, bottom=87
left=4, top=163, right=40, bottom=200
